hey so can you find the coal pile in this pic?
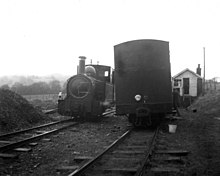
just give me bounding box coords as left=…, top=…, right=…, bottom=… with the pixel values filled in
left=0, top=89, right=45, bottom=133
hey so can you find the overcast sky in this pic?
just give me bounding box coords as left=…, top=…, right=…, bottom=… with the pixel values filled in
left=0, top=0, right=220, bottom=79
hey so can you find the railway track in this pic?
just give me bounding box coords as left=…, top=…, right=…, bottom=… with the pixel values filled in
left=62, top=127, right=158, bottom=176
left=0, top=109, right=115, bottom=157
left=0, top=119, right=77, bottom=154
left=145, top=126, right=189, bottom=175
left=43, top=108, right=58, bottom=114
left=0, top=118, right=73, bottom=139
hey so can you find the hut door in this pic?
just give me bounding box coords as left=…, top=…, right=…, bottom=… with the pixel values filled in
left=183, top=78, right=189, bottom=94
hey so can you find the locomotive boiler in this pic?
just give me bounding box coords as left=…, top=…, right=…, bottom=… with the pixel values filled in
left=114, top=39, right=173, bottom=126
left=58, top=56, right=114, bottom=120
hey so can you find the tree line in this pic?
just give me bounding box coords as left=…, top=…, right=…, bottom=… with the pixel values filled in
left=0, top=80, right=67, bottom=95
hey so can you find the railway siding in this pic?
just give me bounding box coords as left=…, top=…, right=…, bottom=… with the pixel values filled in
left=0, top=114, right=129, bottom=176
left=147, top=131, right=189, bottom=175
left=66, top=128, right=157, bottom=176
left=0, top=119, right=77, bottom=154
left=1, top=102, right=219, bottom=175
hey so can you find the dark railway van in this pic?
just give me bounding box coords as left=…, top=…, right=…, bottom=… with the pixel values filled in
left=114, top=39, right=173, bottom=126
left=58, top=57, right=114, bottom=120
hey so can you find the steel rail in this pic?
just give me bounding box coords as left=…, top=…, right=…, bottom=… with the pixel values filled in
left=0, top=119, right=74, bottom=139
left=43, top=108, right=58, bottom=114
left=134, top=126, right=160, bottom=176
left=0, top=122, right=78, bottom=153
left=68, top=128, right=132, bottom=176
left=102, top=109, right=115, bottom=116
left=0, top=109, right=114, bottom=139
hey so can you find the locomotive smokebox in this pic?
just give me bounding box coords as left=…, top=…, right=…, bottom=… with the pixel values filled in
left=78, top=56, right=86, bottom=74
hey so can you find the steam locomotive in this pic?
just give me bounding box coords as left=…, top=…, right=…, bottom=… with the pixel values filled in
left=58, top=56, right=114, bottom=120
left=114, top=39, right=173, bottom=127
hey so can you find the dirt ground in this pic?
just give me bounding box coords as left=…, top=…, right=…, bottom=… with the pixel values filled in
left=158, top=108, right=220, bottom=176
left=0, top=91, right=220, bottom=176
left=1, top=109, right=219, bottom=176
left=177, top=108, right=220, bottom=175
left=157, top=91, right=220, bottom=175
left=0, top=114, right=130, bottom=176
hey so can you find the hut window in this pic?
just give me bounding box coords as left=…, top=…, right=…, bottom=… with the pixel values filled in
left=174, top=79, right=181, bottom=87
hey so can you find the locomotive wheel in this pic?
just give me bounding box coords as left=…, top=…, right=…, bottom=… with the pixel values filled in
left=128, top=114, right=145, bottom=127
left=128, top=113, right=164, bottom=127
left=128, top=114, right=135, bottom=124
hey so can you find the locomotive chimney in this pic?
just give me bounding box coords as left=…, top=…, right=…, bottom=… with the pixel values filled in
left=78, top=56, right=86, bottom=74
left=196, top=64, right=201, bottom=76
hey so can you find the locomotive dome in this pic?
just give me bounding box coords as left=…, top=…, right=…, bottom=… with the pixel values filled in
left=85, top=66, right=96, bottom=77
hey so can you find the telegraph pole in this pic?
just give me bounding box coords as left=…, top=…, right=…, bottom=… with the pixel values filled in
left=203, top=47, right=206, bottom=95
